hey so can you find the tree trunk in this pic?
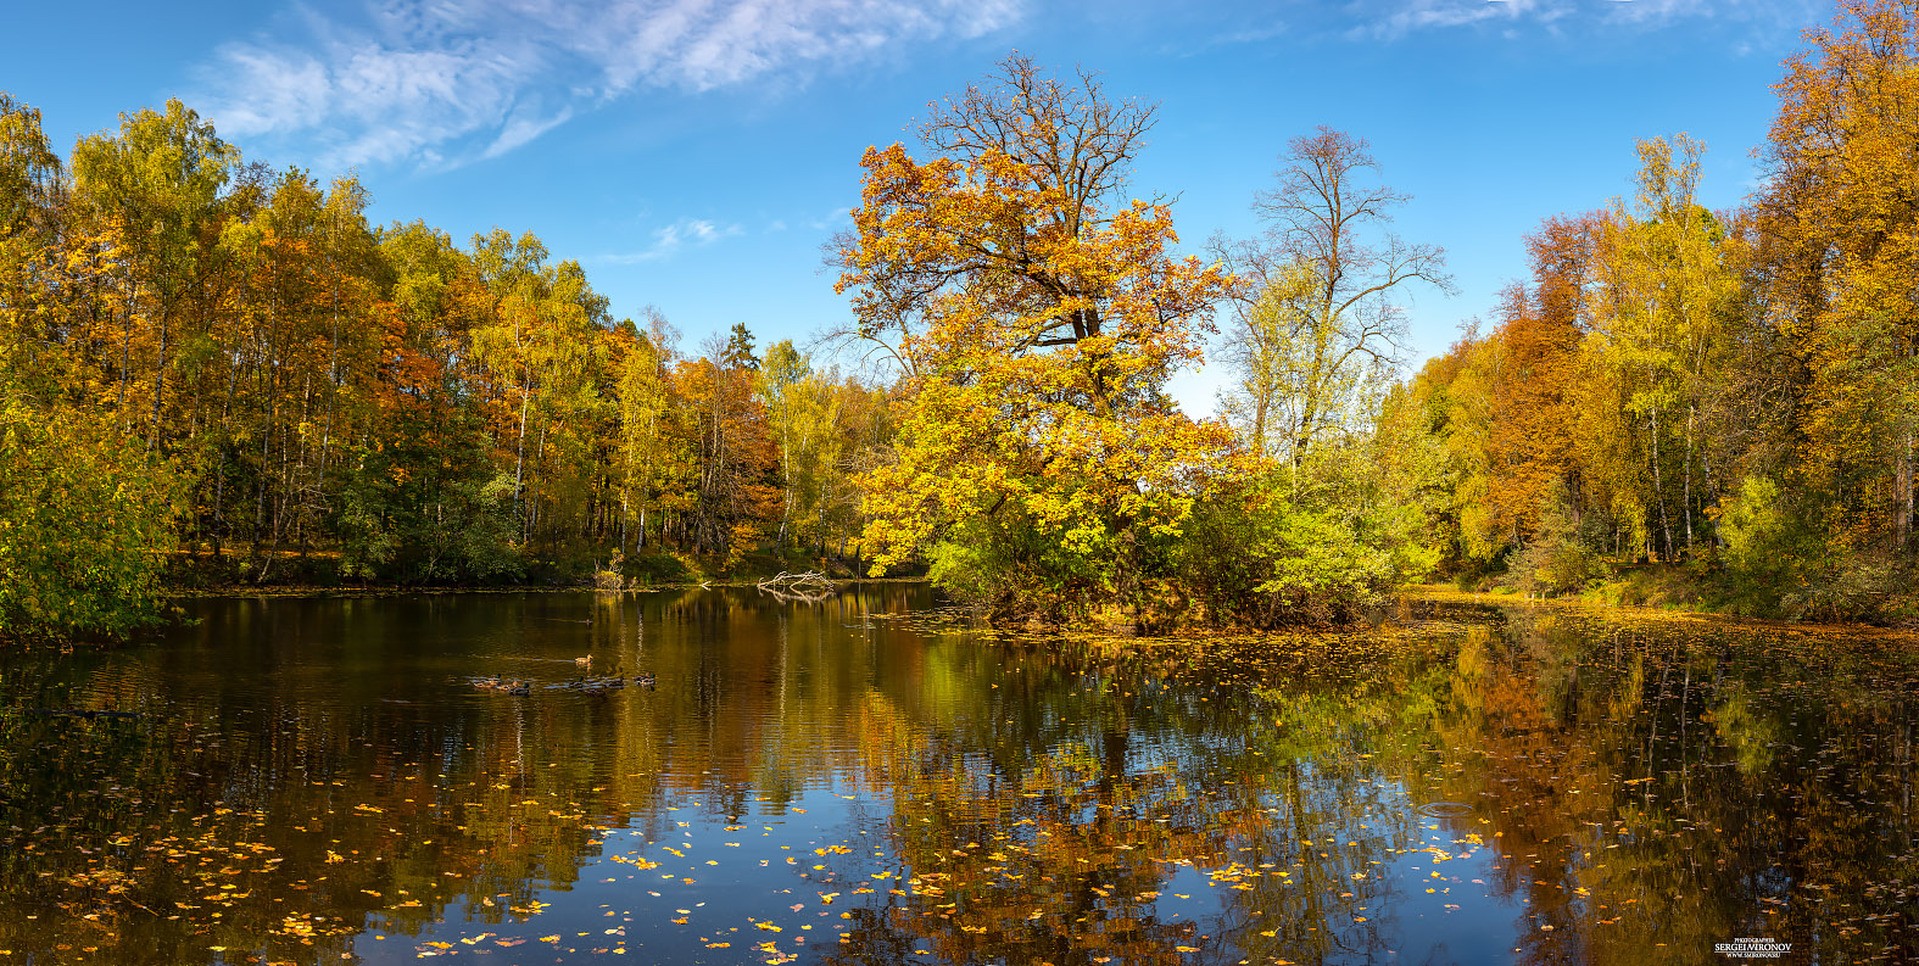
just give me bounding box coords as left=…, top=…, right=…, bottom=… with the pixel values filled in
left=1651, top=399, right=1672, bottom=560
left=1900, top=429, right=1915, bottom=554
left=148, top=306, right=169, bottom=454
left=1683, top=403, right=1695, bottom=553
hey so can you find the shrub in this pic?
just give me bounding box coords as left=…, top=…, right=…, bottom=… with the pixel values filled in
left=0, top=402, right=180, bottom=640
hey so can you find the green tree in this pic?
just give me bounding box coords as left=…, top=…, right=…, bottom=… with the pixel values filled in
left=1182, top=128, right=1450, bottom=625
left=0, top=398, right=179, bottom=639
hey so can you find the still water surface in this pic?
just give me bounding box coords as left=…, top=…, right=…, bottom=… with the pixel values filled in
left=0, top=585, right=1914, bottom=964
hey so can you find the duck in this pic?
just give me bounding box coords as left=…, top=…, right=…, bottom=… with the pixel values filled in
left=635, top=670, right=656, bottom=689
left=564, top=674, right=625, bottom=694
left=473, top=675, right=532, bottom=696
left=574, top=655, right=593, bottom=668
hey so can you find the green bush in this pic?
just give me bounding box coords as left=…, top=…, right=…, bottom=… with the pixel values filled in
left=1717, top=476, right=1795, bottom=585
left=1509, top=486, right=1602, bottom=596
left=924, top=513, right=1116, bottom=622
left=0, top=402, right=180, bottom=640
left=1178, top=455, right=1429, bottom=626
left=624, top=550, right=693, bottom=587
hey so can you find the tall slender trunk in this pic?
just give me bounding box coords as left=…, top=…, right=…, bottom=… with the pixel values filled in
left=118, top=276, right=135, bottom=433
left=316, top=299, right=340, bottom=511
left=514, top=381, right=530, bottom=539
left=529, top=417, right=548, bottom=544
left=148, top=306, right=169, bottom=454
left=1651, top=399, right=1672, bottom=561
left=1683, top=403, right=1695, bottom=552
left=1899, top=429, right=1915, bottom=554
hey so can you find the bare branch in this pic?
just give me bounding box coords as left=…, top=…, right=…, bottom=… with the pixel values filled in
left=1217, top=127, right=1452, bottom=458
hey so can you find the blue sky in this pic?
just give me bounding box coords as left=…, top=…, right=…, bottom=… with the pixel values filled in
left=8, top=0, right=1830, bottom=409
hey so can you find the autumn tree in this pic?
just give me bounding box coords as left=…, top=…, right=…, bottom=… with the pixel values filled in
left=1218, top=128, right=1453, bottom=462
left=215, top=170, right=389, bottom=561
left=0, top=399, right=181, bottom=639
left=0, top=89, right=925, bottom=627
left=695, top=329, right=779, bottom=563
left=1375, top=341, right=1479, bottom=570
left=354, top=220, right=522, bottom=581
left=469, top=229, right=616, bottom=563
left=835, top=55, right=1230, bottom=619
left=759, top=340, right=854, bottom=556
left=68, top=99, right=238, bottom=452
left=0, top=94, right=63, bottom=391
left=613, top=308, right=696, bottom=560
left=0, top=94, right=180, bottom=638
left=1393, top=131, right=1755, bottom=596
left=1414, top=216, right=1597, bottom=582
left=1486, top=217, right=1593, bottom=549
left=751, top=337, right=801, bottom=550
left=1579, top=135, right=1740, bottom=562
left=1758, top=0, right=1919, bottom=584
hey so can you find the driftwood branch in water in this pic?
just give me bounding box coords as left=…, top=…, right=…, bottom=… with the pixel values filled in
left=756, top=570, right=837, bottom=603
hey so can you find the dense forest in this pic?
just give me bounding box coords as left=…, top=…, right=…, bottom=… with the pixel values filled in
left=3, top=0, right=1918, bottom=639
left=1387, top=0, right=1919, bottom=621
left=0, top=95, right=896, bottom=638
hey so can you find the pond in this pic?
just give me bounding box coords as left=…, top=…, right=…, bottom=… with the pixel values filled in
left=0, top=585, right=1913, bottom=964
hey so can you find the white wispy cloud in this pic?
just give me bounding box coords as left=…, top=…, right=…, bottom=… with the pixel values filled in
left=1371, top=0, right=1553, bottom=36
left=602, top=217, right=745, bottom=263
left=808, top=205, right=853, bottom=231
left=481, top=104, right=574, bottom=160
left=1349, top=0, right=1823, bottom=40
left=198, top=0, right=1022, bottom=169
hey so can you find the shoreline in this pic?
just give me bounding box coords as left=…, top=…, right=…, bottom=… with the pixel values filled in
left=1404, top=583, right=1919, bottom=639
left=162, top=574, right=929, bottom=600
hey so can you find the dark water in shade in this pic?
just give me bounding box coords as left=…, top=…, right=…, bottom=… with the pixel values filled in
left=1, top=586, right=1915, bottom=965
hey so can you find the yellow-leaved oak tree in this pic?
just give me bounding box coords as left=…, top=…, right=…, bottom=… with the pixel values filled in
left=835, top=56, right=1230, bottom=622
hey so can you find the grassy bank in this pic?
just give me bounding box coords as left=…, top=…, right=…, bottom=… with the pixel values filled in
left=1436, top=561, right=1919, bottom=629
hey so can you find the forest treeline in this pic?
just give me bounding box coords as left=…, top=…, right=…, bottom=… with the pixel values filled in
left=0, top=95, right=894, bottom=638
left=1387, top=0, right=1919, bottom=621
left=4, top=0, right=1917, bottom=639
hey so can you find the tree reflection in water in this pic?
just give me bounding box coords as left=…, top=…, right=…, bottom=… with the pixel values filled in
left=0, top=588, right=1912, bottom=964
